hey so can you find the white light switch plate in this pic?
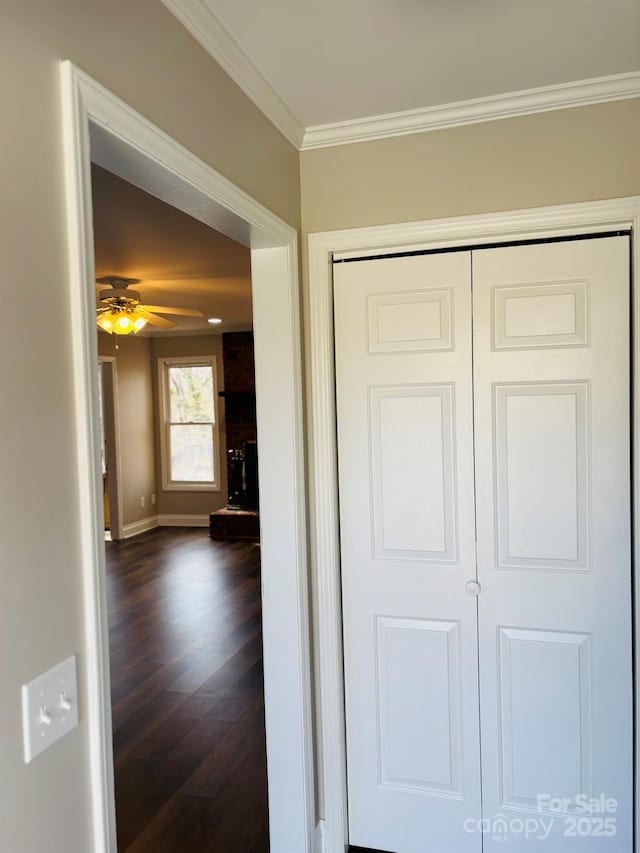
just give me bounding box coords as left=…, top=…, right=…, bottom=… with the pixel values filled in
left=22, top=655, right=79, bottom=763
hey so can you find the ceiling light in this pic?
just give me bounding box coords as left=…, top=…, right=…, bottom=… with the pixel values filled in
left=208, top=317, right=223, bottom=325
left=97, top=307, right=148, bottom=335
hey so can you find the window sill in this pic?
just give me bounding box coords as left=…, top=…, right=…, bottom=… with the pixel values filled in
left=162, top=483, right=221, bottom=493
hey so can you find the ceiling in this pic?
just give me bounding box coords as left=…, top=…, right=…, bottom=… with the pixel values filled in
left=163, top=0, right=640, bottom=147
left=91, top=164, right=253, bottom=335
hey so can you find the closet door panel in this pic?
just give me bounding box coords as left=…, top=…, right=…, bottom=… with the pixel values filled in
left=334, top=252, right=481, bottom=853
left=473, top=237, right=632, bottom=852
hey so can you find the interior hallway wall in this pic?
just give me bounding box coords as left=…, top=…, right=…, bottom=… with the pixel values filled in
left=0, top=3, right=300, bottom=850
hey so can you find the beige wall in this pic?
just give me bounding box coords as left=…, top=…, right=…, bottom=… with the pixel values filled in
left=0, top=2, right=299, bottom=850
left=3, top=3, right=639, bottom=848
left=300, top=99, right=640, bottom=234
left=150, top=334, right=228, bottom=517
left=98, top=334, right=156, bottom=528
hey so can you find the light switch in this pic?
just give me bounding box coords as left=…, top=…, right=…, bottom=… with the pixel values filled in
left=22, top=655, right=79, bottom=763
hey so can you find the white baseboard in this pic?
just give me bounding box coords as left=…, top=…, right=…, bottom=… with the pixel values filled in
left=315, top=820, right=326, bottom=853
left=156, top=513, right=210, bottom=527
left=121, top=515, right=158, bottom=538
left=120, top=513, right=210, bottom=538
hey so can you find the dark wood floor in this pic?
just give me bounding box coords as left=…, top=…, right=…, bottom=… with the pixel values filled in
left=106, top=528, right=269, bottom=852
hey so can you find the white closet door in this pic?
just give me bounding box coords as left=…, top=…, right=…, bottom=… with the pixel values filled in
left=334, top=253, right=481, bottom=853
left=473, top=237, right=632, bottom=852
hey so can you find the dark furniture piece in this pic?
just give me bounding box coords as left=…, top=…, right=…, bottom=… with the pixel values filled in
left=209, top=508, right=260, bottom=541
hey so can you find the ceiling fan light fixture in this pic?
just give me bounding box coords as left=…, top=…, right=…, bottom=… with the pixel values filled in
left=96, top=309, right=146, bottom=335
left=96, top=277, right=198, bottom=334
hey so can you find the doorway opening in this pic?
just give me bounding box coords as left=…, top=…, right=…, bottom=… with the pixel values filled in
left=61, top=63, right=314, bottom=853
left=91, top=163, right=267, bottom=849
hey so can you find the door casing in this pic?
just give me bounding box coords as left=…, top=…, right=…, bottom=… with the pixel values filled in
left=60, top=62, right=315, bottom=853
left=307, top=197, right=640, bottom=853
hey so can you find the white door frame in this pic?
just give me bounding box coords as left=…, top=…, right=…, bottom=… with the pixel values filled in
left=97, top=356, right=124, bottom=540
left=308, top=196, right=640, bottom=853
left=60, top=62, right=315, bottom=853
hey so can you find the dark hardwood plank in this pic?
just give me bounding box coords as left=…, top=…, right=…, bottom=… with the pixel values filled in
left=180, top=695, right=266, bottom=799
left=106, top=528, right=268, bottom=852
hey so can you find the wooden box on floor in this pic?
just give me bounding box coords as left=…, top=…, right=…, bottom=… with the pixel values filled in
left=209, top=508, right=260, bottom=542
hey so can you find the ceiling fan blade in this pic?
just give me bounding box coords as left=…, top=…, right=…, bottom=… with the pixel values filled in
left=138, top=311, right=176, bottom=330
left=142, top=305, right=204, bottom=317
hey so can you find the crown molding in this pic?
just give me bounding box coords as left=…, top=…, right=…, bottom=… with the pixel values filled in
left=301, top=71, right=640, bottom=150
left=159, top=1, right=640, bottom=153
left=161, top=0, right=305, bottom=148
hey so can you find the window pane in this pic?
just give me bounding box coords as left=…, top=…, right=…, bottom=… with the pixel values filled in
left=170, top=424, right=214, bottom=482
left=168, top=365, right=214, bottom=423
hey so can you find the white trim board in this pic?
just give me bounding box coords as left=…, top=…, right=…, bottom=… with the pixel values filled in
left=157, top=513, right=210, bottom=527
left=307, top=196, right=640, bottom=853
left=156, top=2, right=640, bottom=151
left=60, top=62, right=314, bottom=853
left=121, top=516, right=159, bottom=539
left=301, top=71, right=640, bottom=149
left=121, top=514, right=211, bottom=538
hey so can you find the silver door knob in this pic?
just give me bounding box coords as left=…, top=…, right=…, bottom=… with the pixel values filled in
left=465, top=580, right=481, bottom=596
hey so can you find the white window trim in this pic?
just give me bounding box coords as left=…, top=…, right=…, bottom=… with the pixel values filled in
left=158, top=355, right=221, bottom=492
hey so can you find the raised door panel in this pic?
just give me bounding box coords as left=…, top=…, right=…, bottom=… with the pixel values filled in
left=377, top=617, right=462, bottom=797
left=498, top=628, right=592, bottom=810
left=371, top=385, right=456, bottom=560
left=493, top=280, right=589, bottom=350
left=368, top=289, right=453, bottom=352
left=494, top=382, right=589, bottom=570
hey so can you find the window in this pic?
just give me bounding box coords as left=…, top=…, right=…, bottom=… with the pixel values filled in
left=159, top=356, right=220, bottom=491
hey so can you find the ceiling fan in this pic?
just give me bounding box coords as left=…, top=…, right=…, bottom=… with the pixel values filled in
left=96, top=276, right=204, bottom=334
